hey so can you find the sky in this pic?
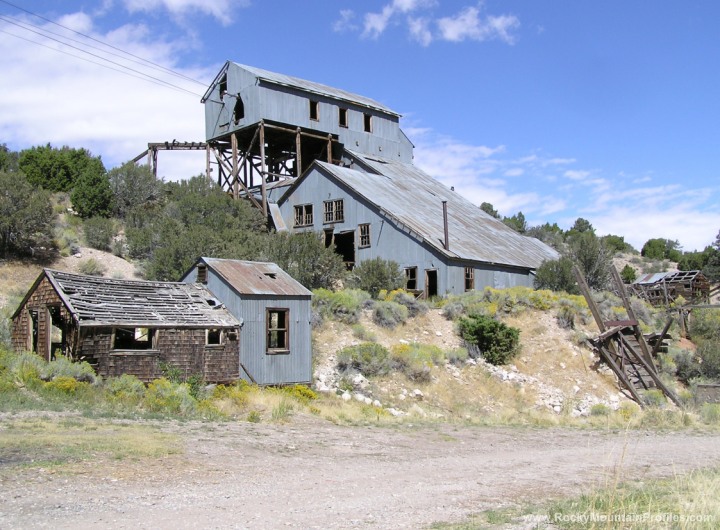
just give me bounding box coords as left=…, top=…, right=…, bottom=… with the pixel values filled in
left=1, top=0, right=718, bottom=252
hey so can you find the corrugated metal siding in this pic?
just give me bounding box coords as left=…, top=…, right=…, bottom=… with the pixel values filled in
left=182, top=263, right=312, bottom=385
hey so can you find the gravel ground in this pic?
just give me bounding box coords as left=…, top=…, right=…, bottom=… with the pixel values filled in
left=2, top=415, right=720, bottom=529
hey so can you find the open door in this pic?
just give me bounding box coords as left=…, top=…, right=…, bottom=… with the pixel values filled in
left=425, top=269, right=438, bottom=299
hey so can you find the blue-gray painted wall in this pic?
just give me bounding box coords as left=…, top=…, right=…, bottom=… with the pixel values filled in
left=183, top=266, right=312, bottom=385
left=277, top=169, right=534, bottom=296
left=204, top=63, right=414, bottom=163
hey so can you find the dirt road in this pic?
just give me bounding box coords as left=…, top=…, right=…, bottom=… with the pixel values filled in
left=2, top=416, right=719, bottom=529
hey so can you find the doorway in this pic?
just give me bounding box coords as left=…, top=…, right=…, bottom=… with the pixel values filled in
left=425, top=269, right=438, bottom=299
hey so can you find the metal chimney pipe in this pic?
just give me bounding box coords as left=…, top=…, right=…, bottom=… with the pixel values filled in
left=442, top=200, right=449, bottom=251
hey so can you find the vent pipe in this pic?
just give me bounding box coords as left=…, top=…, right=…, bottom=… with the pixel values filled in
left=442, top=200, right=449, bottom=251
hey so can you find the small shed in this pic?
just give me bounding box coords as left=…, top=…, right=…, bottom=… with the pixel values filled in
left=181, top=258, right=313, bottom=385
left=630, top=270, right=710, bottom=306
left=11, top=269, right=242, bottom=383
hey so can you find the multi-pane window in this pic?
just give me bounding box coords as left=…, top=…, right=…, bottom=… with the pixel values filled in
left=294, top=204, right=314, bottom=227
left=339, top=108, right=348, bottom=128
left=464, top=267, right=475, bottom=291
left=359, top=224, right=371, bottom=248
left=266, top=309, right=289, bottom=353
left=405, top=267, right=418, bottom=290
left=309, top=100, right=319, bottom=121
left=323, top=199, right=344, bottom=223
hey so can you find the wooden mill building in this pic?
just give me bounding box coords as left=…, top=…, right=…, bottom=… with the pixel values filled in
left=11, top=269, right=242, bottom=383
left=202, top=62, right=559, bottom=296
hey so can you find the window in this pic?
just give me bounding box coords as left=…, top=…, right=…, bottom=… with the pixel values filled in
left=359, top=224, right=371, bottom=248
left=114, top=327, right=155, bottom=350
left=294, top=204, right=314, bottom=227
left=309, top=100, right=319, bottom=121
left=197, top=264, right=207, bottom=284
left=233, top=95, right=244, bottom=124
left=465, top=267, right=475, bottom=291
left=323, top=199, right=344, bottom=223
left=206, top=329, right=222, bottom=345
left=405, top=267, right=417, bottom=291
left=266, top=309, right=289, bottom=353
left=219, top=74, right=227, bottom=100
left=363, top=113, right=372, bottom=132
left=339, top=108, right=348, bottom=128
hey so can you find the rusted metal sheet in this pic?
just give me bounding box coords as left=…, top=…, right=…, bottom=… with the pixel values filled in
left=199, top=258, right=312, bottom=297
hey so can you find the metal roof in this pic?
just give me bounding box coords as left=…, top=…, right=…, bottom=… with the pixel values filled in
left=232, top=63, right=400, bottom=117
left=307, top=153, right=559, bottom=269
left=200, top=258, right=312, bottom=297
left=43, top=269, right=241, bottom=328
left=633, top=270, right=705, bottom=285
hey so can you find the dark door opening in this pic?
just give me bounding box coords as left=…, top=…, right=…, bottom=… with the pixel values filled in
left=29, top=309, right=39, bottom=353
left=425, top=269, right=438, bottom=299
left=334, top=231, right=355, bottom=270
left=48, top=305, right=66, bottom=360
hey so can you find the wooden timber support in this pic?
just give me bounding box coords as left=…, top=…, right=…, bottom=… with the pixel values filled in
left=132, top=141, right=208, bottom=178
left=205, top=120, right=341, bottom=217
left=574, top=266, right=682, bottom=408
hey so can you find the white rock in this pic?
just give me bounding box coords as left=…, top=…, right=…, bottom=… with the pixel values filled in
left=435, top=331, right=442, bottom=337
left=341, top=392, right=351, bottom=401
left=560, top=362, right=566, bottom=369
left=363, top=396, right=373, bottom=405
left=412, top=389, right=424, bottom=399
left=372, top=400, right=382, bottom=407
left=354, top=393, right=366, bottom=402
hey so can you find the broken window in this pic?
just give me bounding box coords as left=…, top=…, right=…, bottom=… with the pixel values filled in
left=465, top=267, right=475, bottom=291
left=267, top=309, right=289, bottom=353
left=233, top=95, right=244, bottom=124
left=206, top=329, right=222, bottom=346
left=363, top=113, right=372, bottom=132
left=339, top=107, right=348, bottom=128
left=309, top=100, right=319, bottom=121
left=219, top=74, right=227, bottom=101
left=405, top=267, right=417, bottom=291
left=359, top=224, right=371, bottom=248
left=113, top=327, right=155, bottom=350
left=323, top=199, right=344, bottom=223
left=294, top=204, right=314, bottom=227
left=197, top=264, right=208, bottom=284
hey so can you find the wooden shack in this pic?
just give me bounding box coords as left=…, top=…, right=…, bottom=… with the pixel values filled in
left=11, top=269, right=242, bottom=383
left=630, top=270, right=710, bottom=306
left=181, top=258, right=312, bottom=385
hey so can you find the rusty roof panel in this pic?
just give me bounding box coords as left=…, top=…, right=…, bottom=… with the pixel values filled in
left=201, top=258, right=312, bottom=297
left=45, top=269, right=241, bottom=328
left=315, top=154, right=559, bottom=269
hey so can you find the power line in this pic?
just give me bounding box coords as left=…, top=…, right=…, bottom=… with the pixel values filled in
left=0, top=28, right=201, bottom=96
left=0, top=16, right=204, bottom=97
left=0, top=0, right=206, bottom=91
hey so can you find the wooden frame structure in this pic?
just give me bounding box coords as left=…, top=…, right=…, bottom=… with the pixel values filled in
left=206, top=120, right=341, bottom=217
left=575, top=266, right=681, bottom=407
left=131, top=141, right=208, bottom=178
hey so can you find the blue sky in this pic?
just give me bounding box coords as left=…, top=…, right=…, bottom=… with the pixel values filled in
left=1, top=0, right=718, bottom=251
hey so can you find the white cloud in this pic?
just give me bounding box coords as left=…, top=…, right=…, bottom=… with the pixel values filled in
left=437, top=6, right=519, bottom=44
left=564, top=169, right=590, bottom=180
left=0, top=12, right=215, bottom=178
left=122, top=0, right=249, bottom=24
left=333, top=10, right=358, bottom=33
left=356, top=1, right=519, bottom=45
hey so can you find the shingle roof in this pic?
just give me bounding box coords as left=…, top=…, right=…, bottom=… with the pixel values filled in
left=43, top=269, right=241, bottom=328
left=309, top=153, right=559, bottom=269
left=200, top=258, right=312, bottom=297
left=233, top=63, right=400, bottom=117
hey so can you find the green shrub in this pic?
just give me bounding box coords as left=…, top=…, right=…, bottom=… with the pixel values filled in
left=144, top=378, right=196, bottom=414
left=347, top=257, right=404, bottom=298
left=337, top=343, right=391, bottom=377
left=372, top=300, right=409, bottom=329
left=620, top=264, right=637, bottom=283
left=312, top=288, right=371, bottom=324
left=44, top=376, right=88, bottom=395
left=700, top=403, right=720, bottom=424
left=281, top=384, right=318, bottom=403
left=390, top=343, right=443, bottom=382
left=105, top=374, right=146, bottom=401
left=642, top=388, right=667, bottom=408
left=445, top=348, right=469, bottom=365
left=78, top=258, right=106, bottom=277
left=40, top=355, right=97, bottom=384
left=590, top=403, right=611, bottom=416
left=83, top=217, right=116, bottom=251
left=351, top=324, right=376, bottom=342
left=457, top=314, right=520, bottom=365
left=689, top=309, right=720, bottom=342
left=556, top=305, right=576, bottom=329
left=384, top=289, right=429, bottom=317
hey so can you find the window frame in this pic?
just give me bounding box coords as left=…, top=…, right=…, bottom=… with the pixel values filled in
left=358, top=223, right=371, bottom=248
left=309, top=100, right=319, bottom=121
left=363, top=113, right=372, bottom=133
left=294, top=204, right=314, bottom=227
left=113, top=327, right=156, bottom=351
left=464, top=266, right=475, bottom=292
left=323, top=199, right=344, bottom=223
left=405, top=267, right=418, bottom=291
left=206, top=328, right=223, bottom=346
left=339, top=107, right=348, bottom=128
left=266, top=308, right=290, bottom=354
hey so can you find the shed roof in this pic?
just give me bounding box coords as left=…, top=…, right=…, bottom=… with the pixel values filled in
left=198, top=258, right=312, bottom=297
left=633, top=270, right=706, bottom=286
left=284, top=153, right=559, bottom=270
left=222, top=62, right=400, bottom=117
left=30, top=269, right=241, bottom=328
